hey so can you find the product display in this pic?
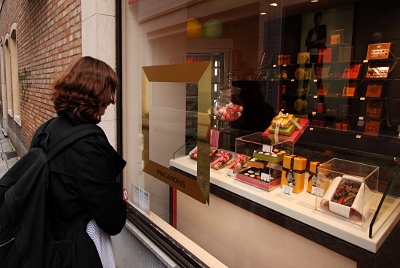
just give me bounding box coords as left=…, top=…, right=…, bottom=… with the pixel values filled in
left=214, top=74, right=243, bottom=128
left=210, top=151, right=232, bottom=170
left=307, top=161, right=320, bottom=193
left=365, top=100, right=383, bottom=118
left=235, top=165, right=282, bottom=191
left=247, top=157, right=267, bottom=169
left=364, top=119, right=381, bottom=137
left=342, top=64, right=361, bottom=79
left=320, top=175, right=373, bottom=220
left=281, top=154, right=307, bottom=193
left=366, top=65, right=390, bottom=78
left=189, top=146, right=218, bottom=161
left=253, top=149, right=286, bottom=163
left=227, top=154, right=248, bottom=173
left=366, top=43, right=391, bottom=60
left=342, top=82, right=356, bottom=97
left=365, top=82, right=383, bottom=98
left=315, top=158, right=379, bottom=226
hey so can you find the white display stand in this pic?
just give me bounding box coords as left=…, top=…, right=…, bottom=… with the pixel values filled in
left=170, top=155, right=400, bottom=253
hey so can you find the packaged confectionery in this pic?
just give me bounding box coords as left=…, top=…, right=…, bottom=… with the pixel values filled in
left=281, top=154, right=307, bottom=193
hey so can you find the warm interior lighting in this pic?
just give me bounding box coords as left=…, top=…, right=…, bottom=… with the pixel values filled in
left=260, top=12, right=267, bottom=15
left=270, top=2, right=278, bottom=6
left=311, top=0, right=319, bottom=2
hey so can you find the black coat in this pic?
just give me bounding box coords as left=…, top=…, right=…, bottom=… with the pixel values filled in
left=32, top=111, right=127, bottom=267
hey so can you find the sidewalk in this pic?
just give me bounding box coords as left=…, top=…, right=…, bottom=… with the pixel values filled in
left=0, top=131, right=20, bottom=177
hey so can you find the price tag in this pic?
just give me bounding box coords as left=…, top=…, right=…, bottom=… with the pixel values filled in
left=313, top=79, right=318, bottom=82
left=262, top=145, right=273, bottom=152
left=282, top=185, right=293, bottom=195
left=310, top=127, right=314, bottom=131
left=312, top=111, right=316, bottom=116
left=357, top=117, right=365, bottom=127
left=313, top=95, right=318, bottom=99
left=311, top=187, right=325, bottom=197
left=356, top=134, right=362, bottom=139
left=360, top=97, right=365, bottom=101
left=226, top=168, right=234, bottom=177
left=261, top=172, right=270, bottom=182
left=291, top=79, right=295, bottom=82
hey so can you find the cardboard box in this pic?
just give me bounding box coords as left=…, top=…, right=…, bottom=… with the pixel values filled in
left=366, top=43, right=391, bottom=60
left=308, top=161, right=320, bottom=193
left=318, top=48, right=332, bottom=63
left=364, top=119, right=381, bottom=137
left=365, top=100, right=382, bottom=118
left=281, top=154, right=307, bottom=193
left=342, top=64, right=361, bottom=79
left=365, top=83, right=383, bottom=98
left=342, top=82, right=357, bottom=97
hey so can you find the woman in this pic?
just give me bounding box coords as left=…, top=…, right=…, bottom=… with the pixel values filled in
left=31, top=56, right=126, bottom=268
left=305, top=12, right=327, bottom=63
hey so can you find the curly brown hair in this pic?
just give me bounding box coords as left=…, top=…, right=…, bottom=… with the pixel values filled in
left=52, top=56, right=119, bottom=123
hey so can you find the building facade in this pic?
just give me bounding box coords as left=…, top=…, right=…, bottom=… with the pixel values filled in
left=1, top=0, right=400, bottom=267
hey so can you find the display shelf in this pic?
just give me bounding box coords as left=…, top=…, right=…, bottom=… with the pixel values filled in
left=169, top=155, right=400, bottom=253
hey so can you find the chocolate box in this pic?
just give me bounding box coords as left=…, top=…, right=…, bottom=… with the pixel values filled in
left=281, top=154, right=307, bottom=193
left=364, top=119, right=381, bottom=137
left=365, top=82, right=383, bottom=98
left=315, top=158, right=379, bottom=226
left=365, top=100, right=382, bottom=118
left=307, top=161, right=320, bottom=193
left=235, top=165, right=281, bottom=191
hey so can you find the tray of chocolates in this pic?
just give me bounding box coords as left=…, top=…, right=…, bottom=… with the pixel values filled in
left=235, top=166, right=282, bottom=191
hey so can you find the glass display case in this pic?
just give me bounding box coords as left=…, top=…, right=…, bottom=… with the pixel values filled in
left=234, top=132, right=294, bottom=191
left=316, top=158, right=380, bottom=226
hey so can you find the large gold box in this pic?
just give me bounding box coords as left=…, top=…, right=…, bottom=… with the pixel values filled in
left=281, top=154, right=307, bottom=193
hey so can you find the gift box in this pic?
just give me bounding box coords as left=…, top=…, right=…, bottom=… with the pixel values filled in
left=281, top=154, right=307, bottom=193
left=365, top=100, right=382, bottom=118
left=307, top=161, right=320, bottom=193
left=342, top=64, right=361, bottom=79
left=226, top=154, right=248, bottom=174
left=271, top=113, right=295, bottom=128
left=253, top=148, right=287, bottom=163
left=316, top=158, right=379, bottom=226
left=365, top=82, right=383, bottom=98
left=364, top=119, right=381, bottom=137
left=318, top=48, right=332, bottom=63
left=235, top=165, right=282, bottom=191
left=210, top=151, right=232, bottom=170
left=189, top=146, right=217, bottom=161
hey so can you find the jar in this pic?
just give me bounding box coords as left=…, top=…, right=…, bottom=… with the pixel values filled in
left=213, top=73, right=243, bottom=129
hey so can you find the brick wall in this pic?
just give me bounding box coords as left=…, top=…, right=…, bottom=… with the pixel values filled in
left=0, top=0, right=82, bottom=150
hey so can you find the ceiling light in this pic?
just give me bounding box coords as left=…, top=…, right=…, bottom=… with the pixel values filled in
left=270, top=2, right=278, bottom=6
left=311, top=0, right=319, bottom=2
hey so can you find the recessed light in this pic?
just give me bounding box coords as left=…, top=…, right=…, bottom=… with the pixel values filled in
left=270, top=2, right=278, bottom=7
left=311, top=0, right=319, bottom=2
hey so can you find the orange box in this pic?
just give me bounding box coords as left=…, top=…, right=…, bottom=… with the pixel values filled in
left=365, top=100, right=382, bottom=118
left=308, top=161, right=320, bottom=193
left=281, top=154, right=307, bottom=193
left=366, top=83, right=383, bottom=98
left=364, top=120, right=381, bottom=137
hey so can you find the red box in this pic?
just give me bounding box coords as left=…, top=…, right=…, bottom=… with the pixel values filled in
left=318, top=48, right=332, bottom=63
